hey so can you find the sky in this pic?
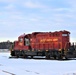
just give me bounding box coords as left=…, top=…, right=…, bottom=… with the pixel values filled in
left=0, top=0, right=76, bottom=42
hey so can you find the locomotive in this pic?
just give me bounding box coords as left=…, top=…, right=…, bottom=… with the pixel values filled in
left=10, top=30, right=76, bottom=59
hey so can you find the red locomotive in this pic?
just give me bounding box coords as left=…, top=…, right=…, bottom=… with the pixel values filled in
left=10, top=30, right=76, bottom=59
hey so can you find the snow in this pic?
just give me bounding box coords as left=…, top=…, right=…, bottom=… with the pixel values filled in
left=0, top=52, right=76, bottom=75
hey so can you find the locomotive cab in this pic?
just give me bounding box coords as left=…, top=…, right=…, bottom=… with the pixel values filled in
left=18, top=34, right=30, bottom=46
left=11, top=34, right=31, bottom=57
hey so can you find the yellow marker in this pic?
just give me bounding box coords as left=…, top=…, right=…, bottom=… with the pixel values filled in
left=46, top=50, right=48, bottom=51
left=53, top=39, right=58, bottom=41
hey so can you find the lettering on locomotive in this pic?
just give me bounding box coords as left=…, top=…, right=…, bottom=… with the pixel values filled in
left=53, top=39, right=58, bottom=41
left=40, top=38, right=58, bottom=43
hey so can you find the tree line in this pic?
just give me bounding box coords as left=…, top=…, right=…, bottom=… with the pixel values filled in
left=0, top=41, right=13, bottom=49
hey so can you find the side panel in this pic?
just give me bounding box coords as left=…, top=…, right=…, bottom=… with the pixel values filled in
left=30, top=35, right=61, bottom=50
left=62, top=34, right=70, bottom=50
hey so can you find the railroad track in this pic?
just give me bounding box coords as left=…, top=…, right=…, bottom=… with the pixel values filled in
left=2, top=70, right=15, bottom=75
left=9, top=56, right=75, bottom=61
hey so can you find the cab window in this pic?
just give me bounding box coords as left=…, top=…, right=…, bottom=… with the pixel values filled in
left=19, top=38, right=23, bottom=42
left=25, top=38, right=30, bottom=46
left=62, top=34, right=68, bottom=36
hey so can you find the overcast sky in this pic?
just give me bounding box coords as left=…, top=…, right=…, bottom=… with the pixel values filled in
left=0, top=0, right=76, bottom=42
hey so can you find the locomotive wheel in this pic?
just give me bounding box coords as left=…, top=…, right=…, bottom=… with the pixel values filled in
left=15, top=51, right=20, bottom=58
left=46, top=55, right=50, bottom=59
left=57, top=55, right=67, bottom=60
left=31, top=56, right=33, bottom=58
left=53, top=55, right=57, bottom=59
left=11, top=51, right=15, bottom=56
left=23, top=55, right=27, bottom=58
left=16, top=55, right=19, bottom=58
left=45, top=52, right=50, bottom=59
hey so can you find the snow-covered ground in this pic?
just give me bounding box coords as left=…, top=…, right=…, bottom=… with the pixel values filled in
left=0, top=52, right=76, bottom=75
